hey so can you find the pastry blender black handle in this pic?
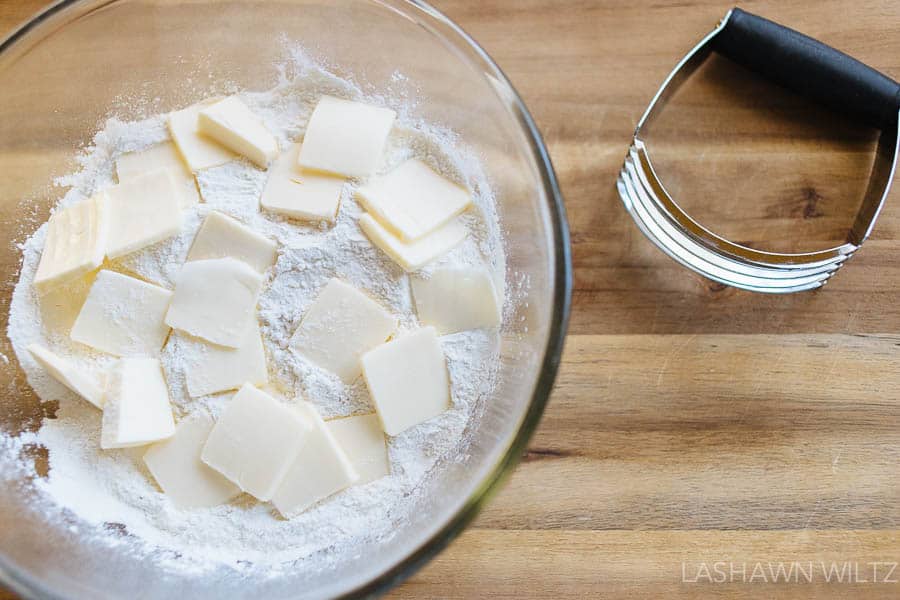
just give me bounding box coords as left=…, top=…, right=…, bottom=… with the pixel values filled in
left=713, top=8, right=900, bottom=130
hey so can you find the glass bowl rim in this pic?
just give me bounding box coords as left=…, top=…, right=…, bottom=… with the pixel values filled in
left=0, top=0, right=573, bottom=597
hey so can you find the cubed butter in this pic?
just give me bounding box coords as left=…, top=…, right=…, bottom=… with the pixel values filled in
left=34, top=195, right=108, bottom=294
left=27, top=344, right=105, bottom=409
left=359, top=213, right=466, bottom=272
left=361, top=327, right=450, bottom=436
left=168, top=100, right=235, bottom=172
left=101, top=358, right=175, bottom=449
left=105, top=170, right=183, bottom=259
left=289, top=279, right=396, bottom=383
left=325, top=414, right=390, bottom=485
left=116, top=142, right=201, bottom=208
left=201, top=384, right=312, bottom=501
left=71, top=270, right=172, bottom=356
left=165, top=257, right=263, bottom=348
left=298, top=96, right=395, bottom=178
left=198, top=96, right=278, bottom=168
left=187, top=211, right=277, bottom=273
left=411, top=268, right=501, bottom=334
left=184, top=319, right=268, bottom=398
left=143, top=413, right=241, bottom=509
left=261, top=142, right=345, bottom=222
left=356, top=159, right=472, bottom=241
left=272, top=402, right=358, bottom=518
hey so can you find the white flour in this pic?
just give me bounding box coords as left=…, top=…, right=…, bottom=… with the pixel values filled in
left=2, top=51, right=505, bottom=576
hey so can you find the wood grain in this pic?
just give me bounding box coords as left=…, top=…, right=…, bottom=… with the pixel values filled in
left=3, top=0, right=900, bottom=598
left=399, top=530, right=900, bottom=599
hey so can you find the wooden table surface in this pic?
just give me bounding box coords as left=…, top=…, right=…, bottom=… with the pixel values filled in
left=4, top=0, right=900, bottom=598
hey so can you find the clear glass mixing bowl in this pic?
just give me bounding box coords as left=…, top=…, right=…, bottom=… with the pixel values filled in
left=0, top=1, right=571, bottom=597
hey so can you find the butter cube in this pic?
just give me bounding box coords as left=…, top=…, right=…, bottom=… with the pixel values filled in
left=261, top=142, right=345, bottom=223
left=165, top=257, right=263, bottom=348
left=298, top=96, right=395, bottom=178
left=116, top=142, right=201, bottom=208
left=289, top=279, right=396, bottom=383
left=71, top=270, right=172, bottom=356
left=101, top=358, right=175, bottom=449
left=201, top=384, right=312, bottom=501
left=27, top=344, right=105, bottom=409
left=272, top=402, right=358, bottom=518
left=143, top=413, right=241, bottom=509
left=411, top=268, right=501, bottom=334
left=357, top=159, right=472, bottom=241
left=361, top=327, right=450, bottom=436
left=187, top=211, right=277, bottom=273
left=359, top=213, right=466, bottom=272
left=168, top=100, right=235, bottom=172
left=34, top=195, right=108, bottom=294
left=183, top=319, right=268, bottom=398
left=198, top=96, right=278, bottom=168
left=325, top=414, right=390, bottom=485
left=105, top=170, right=183, bottom=259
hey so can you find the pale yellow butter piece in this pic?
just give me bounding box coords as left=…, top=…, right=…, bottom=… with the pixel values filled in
left=165, top=257, right=263, bottom=348
left=71, top=270, right=172, bottom=357
left=289, top=279, right=396, bottom=383
left=411, top=268, right=501, bottom=335
left=359, top=213, right=466, bottom=272
left=261, top=142, right=345, bottom=222
left=298, top=96, right=395, bottom=178
left=34, top=195, right=108, bottom=294
left=187, top=211, right=277, bottom=273
left=27, top=344, right=105, bottom=409
left=184, top=319, right=268, bottom=398
left=37, top=272, right=96, bottom=336
left=101, top=358, right=175, bottom=449
left=272, top=402, right=358, bottom=518
left=143, top=413, right=241, bottom=509
left=116, top=142, right=201, bottom=208
left=325, top=414, right=390, bottom=485
left=198, top=96, right=278, bottom=168
left=357, top=159, right=472, bottom=241
left=168, top=100, right=235, bottom=172
left=201, top=383, right=312, bottom=501
left=105, top=170, right=183, bottom=259
left=361, top=327, right=450, bottom=436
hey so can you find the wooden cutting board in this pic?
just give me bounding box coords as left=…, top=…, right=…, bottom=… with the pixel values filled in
left=3, top=1, right=900, bottom=598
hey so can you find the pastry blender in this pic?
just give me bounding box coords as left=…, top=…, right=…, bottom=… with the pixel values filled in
left=618, top=8, right=900, bottom=292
